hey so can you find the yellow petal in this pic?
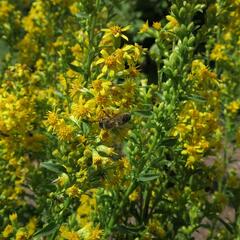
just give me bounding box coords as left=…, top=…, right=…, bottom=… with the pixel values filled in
left=95, top=58, right=105, bottom=65
left=121, top=34, right=129, bottom=41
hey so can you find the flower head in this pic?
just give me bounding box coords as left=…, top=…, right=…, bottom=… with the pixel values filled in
left=152, top=21, right=161, bottom=30
left=9, top=212, right=17, bottom=222
left=210, top=44, right=228, bottom=61
left=140, top=20, right=149, bottom=33
left=166, top=15, right=179, bottom=29
left=66, top=184, right=81, bottom=198
left=102, top=25, right=130, bottom=41
left=2, top=224, right=13, bottom=238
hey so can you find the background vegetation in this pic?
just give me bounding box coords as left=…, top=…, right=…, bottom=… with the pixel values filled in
left=1, top=0, right=240, bottom=239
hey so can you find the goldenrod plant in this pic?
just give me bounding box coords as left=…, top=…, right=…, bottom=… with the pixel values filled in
left=1, top=0, right=240, bottom=239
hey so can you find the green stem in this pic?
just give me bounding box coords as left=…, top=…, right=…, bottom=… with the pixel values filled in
left=50, top=198, right=71, bottom=240
left=104, top=130, right=159, bottom=238
left=157, top=62, right=162, bottom=91
left=208, top=218, right=217, bottom=240
left=104, top=181, right=137, bottom=238
left=84, top=0, right=100, bottom=86
left=142, top=183, right=155, bottom=223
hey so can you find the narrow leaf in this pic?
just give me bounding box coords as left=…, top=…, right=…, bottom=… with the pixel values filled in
left=185, top=94, right=206, bottom=102
left=134, top=110, right=152, bottom=117
left=161, top=137, right=178, bottom=146
left=118, top=224, right=145, bottom=234
left=68, top=63, right=85, bottom=74
left=138, top=174, right=160, bottom=182
left=40, top=162, right=66, bottom=174
left=218, top=217, right=234, bottom=234
left=33, top=222, right=60, bottom=238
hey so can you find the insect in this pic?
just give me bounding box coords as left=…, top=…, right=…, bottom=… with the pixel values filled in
left=99, top=112, right=131, bottom=129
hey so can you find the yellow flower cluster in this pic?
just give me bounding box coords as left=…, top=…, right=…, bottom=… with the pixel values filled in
left=1, top=213, right=37, bottom=238
left=174, top=60, right=222, bottom=168
left=0, top=1, right=14, bottom=19
left=210, top=43, right=228, bottom=61
left=22, top=1, right=48, bottom=34
left=1, top=0, right=240, bottom=239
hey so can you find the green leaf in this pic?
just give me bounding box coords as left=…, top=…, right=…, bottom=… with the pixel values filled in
left=161, top=137, right=178, bottom=146
left=157, top=159, right=173, bottom=168
left=54, top=90, right=65, bottom=99
left=134, top=110, right=152, bottom=117
left=33, top=222, right=60, bottom=238
left=163, top=67, right=173, bottom=77
left=118, top=224, right=145, bottom=234
left=40, top=162, right=66, bottom=174
left=81, top=121, right=90, bottom=135
left=69, top=116, right=81, bottom=129
left=75, top=12, right=88, bottom=19
left=68, top=63, right=85, bottom=75
left=138, top=173, right=160, bottom=182
left=218, top=217, right=234, bottom=234
left=0, top=40, right=9, bottom=65
left=185, top=94, right=206, bottom=103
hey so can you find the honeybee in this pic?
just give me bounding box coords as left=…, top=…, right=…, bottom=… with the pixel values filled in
left=99, top=112, right=131, bottom=129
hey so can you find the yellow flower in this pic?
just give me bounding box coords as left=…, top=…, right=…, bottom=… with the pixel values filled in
left=181, top=144, right=200, bottom=156
left=71, top=96, right=89, bottom=119
left=35, top=58, right=44, bottom=70
left=227, top=100, right=240, bottom=114
left=91, top=79, right=112, bottom=95
left=191, top=59, right=218, bottom=85
left=118, top=157, right=131, bottom=172
left=66, top=184, right=81, bottom=198
left=182, top=141, right=208, bottom=169
left=77, top=191, right=96, bottom=226
left=223, top=32, right=232, bottom=41
left=53, top=173, right=69, bottom=186
left=129, top=189, right=139, bottom=201
left=76, top=168, right=88, bottom=183
left=99, top=129, right=110, bottom=141
left=92, top=150, right=110, bottom=167
left=185, top=155, right=198, bottom=169
left=123, top=43, right=145, bottom=62
left=152, top=21, right=161, bottom=30
left=26, top=217, right=37, bottom=237
left=172, top=123, right=192, bottom=140
left=148, top=219, right=166, bottom=239
left=166, top=15, right=179, bottom=29
left=86, top=225, right=103, bottom=240
left=69, top=3, right=79, bottom=15
left=96, top=49, right=124, bottom=78
left=45, top=111, right=59, bottom=131
left=210, top=44, right=228, bottom=61
left=96, top=145, right=116, bottom=156
left=102, top=25, right=130, bottom=41
left=60, top=225, right=80, bottom=240
left=140, top=20, right=149, bottom=33
left=2, top=224, right=13, bottom=238
left=15, top=228, right=27, bottom=240
left=69, top=79, right=83, bottom=99
left=0, top=1, right=14, bottom=19
left=22, top=1, right=48, bottom=34
left=71, top=43, right=82, bottom=59
left=9, top=212, right=17, bottom=222
left=55, top=120, right=74, bottom=141
left=127, top=66, right=140, bottom=78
